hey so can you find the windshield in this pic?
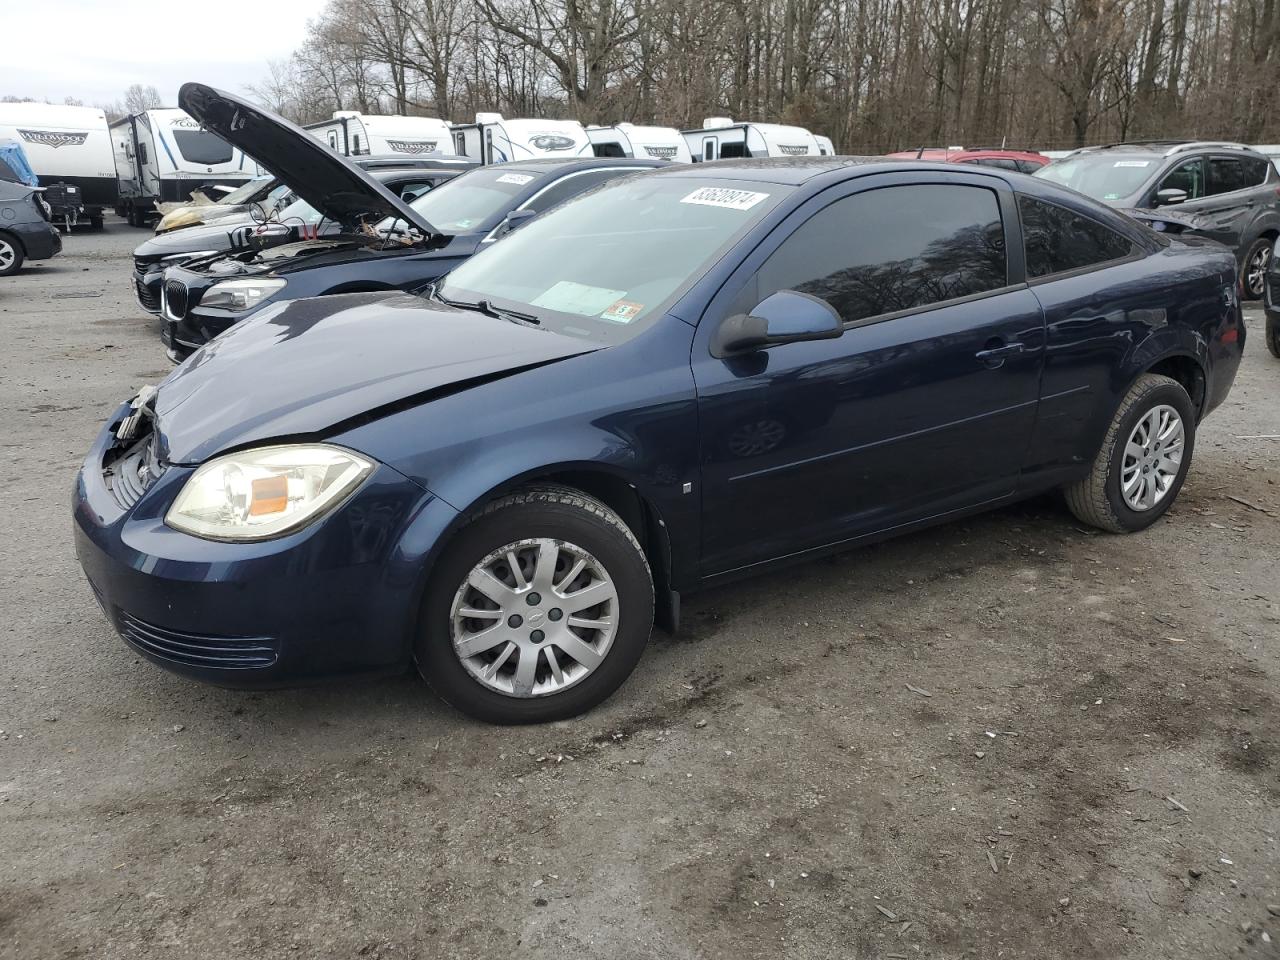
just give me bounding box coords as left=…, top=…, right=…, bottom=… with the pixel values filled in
left=171, top=129, right=234, bottom=165
left=390, top=167, right=547, bottom=234
left=273, top=195, right=322, bottom=226
left=1034, top=154, right=1156, bottom=201
left=439, top=176, right=791, bottom=343
left=220, top=177, right=273, bottom=205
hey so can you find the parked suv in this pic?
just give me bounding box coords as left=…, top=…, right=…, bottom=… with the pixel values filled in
left=1035, top=141, right=1280, bottom=298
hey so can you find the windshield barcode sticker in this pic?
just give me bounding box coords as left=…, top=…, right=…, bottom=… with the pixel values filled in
left=496, top=173, right=535, bottom=185
left=680, top=187, right=769, bottom=210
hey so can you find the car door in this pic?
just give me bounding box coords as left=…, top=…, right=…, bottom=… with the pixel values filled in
left=1151, top=154, right=1260, bottom=254
left=691, top=173, right=1046, bottom=575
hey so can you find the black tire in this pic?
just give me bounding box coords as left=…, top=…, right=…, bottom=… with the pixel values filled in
left=1240, top=236, right=1273, bottom=302
left=1266, top=313, right=1280, bottom=359
left=0, top=232, right=24, bottom=276
left=1064, top=373, right=1196, bottom=533
left=89, top=215, right=104, bottom=231
left=415, top=484, right=654, bottom=724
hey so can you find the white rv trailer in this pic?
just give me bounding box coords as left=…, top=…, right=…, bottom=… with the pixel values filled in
left=450, top=113, right=593, bottom=165
left=814, top=134, right=836, bottom=155
left=110, top=109, right=255, bottom=226
left=305, top=111, right=454, bottom=157
left=0, top=102, right=116, bottom=228
left=682, top=117, right=826, bottom=162
left=587, top=123, right=692, bottom=162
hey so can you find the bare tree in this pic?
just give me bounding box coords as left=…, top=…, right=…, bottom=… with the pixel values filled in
left=123, top=84, right=163, bottom=114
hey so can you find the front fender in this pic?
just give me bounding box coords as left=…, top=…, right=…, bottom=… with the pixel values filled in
left=329, top=314, right=703, bottom=588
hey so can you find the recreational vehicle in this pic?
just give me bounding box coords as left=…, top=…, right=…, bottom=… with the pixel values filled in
left=306, top=111, right=453, bottom=157
left=587, top=123, right=692, bottom=162
left=110, top=109, right=255, bottom=226
left=0, top=103, right=116, bottom=229
left=451, top=113, right=593, bottom=165
left=681, top=117, right=826, bottom=162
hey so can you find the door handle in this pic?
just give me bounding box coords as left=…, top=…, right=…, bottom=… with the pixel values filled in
left=975, top=341, right=1025, bottom=368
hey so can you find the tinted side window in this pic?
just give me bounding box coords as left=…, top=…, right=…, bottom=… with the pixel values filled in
left=1158, top=158, right=1205, bottom=199
left=969, top=158, right=1019, bottom=171
left=1016, top=160, right=1044, bottom=174
left=753, top=184, right=1007, bottom=325
left=1208, top=156, right=1268, bottom=195
left=1019, top=195, right=1135, bottom=279
left=524, top=169, right=635, bottom=213
left=396, top=181, right=437, bottom=203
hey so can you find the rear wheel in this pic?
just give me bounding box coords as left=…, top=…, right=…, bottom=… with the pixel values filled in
left=0, top=234, right=23, bottom=276
left=415, top=485, right=654, bottom=723
left=1266, top=313, right=1280, bottom=359
left=1065, top=373, right=1196, bottom=533
left=1241, top=236, right=1273, bottom=301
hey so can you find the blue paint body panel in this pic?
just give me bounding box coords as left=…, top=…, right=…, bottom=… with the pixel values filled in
left=73, top=159, right=1245, bottom=687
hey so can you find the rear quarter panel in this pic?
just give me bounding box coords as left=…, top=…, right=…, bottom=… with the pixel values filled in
left=1021, top=236, right=1240, bottom=486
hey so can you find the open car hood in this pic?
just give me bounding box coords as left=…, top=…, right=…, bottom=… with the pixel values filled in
left=153, top=292, right=596, bottom=464
left=178, top=83, right=437, bottom=235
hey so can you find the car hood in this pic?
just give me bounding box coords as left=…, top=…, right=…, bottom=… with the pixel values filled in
left=135, top=219, right=251, bottom=260
left=179, top=83, right=437, bottom=235
left=153, top=292, right=597, bottom=464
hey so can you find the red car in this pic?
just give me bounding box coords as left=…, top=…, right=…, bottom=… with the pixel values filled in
left=886, top=148, right=1049, bottom=174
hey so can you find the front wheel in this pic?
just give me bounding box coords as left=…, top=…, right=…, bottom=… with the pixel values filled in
left=1241, top=237, right=1273, bottom=302
left=1065, top=373, right=1196, bottom=533
left=416, top=485, right=654, bottom=724
left=0, top=233, right=24, bottom=276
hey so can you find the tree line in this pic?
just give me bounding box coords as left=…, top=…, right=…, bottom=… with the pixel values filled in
left=250, top=0, right=1280, bottom=152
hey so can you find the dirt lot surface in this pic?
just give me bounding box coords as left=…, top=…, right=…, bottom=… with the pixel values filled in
left=1, top=219, right=1277, bottom=960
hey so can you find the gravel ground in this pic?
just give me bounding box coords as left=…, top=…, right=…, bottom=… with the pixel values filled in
left=1, top=219, right=1277, bottom=960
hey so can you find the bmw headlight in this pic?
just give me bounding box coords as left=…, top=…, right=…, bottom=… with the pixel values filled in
left=165, top=444, right=374, bottom=541
left=200, top=277, right=287, bottom=312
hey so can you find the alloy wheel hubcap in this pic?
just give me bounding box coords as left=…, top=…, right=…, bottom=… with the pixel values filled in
left=450, top=538, right=619, bottom=698
left=1121, top=404, right=1184, bottom=511
left=1247, top=246, right=1270, bottom=297
left=0, top=241, right=14, bottom=269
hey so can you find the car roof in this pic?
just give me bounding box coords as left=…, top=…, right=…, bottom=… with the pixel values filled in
left=641, top=156, right=904, bottom=184
left=1068, top=140, right=1268, bottom=160
left=887, top=148, right=1047, bottom=162
left=367, top=166, right=463, bottom=181
left=498, top=157, right=671, bottom=174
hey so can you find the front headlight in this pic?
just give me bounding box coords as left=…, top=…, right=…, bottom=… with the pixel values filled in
left=165, top=444, right=374, bottom=541
left=200, top=277, right=287, bottom=312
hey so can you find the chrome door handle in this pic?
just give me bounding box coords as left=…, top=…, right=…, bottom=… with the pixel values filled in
left=975, top=342, right=1025, bottom=367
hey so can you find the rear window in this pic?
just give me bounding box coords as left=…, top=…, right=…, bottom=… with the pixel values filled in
left=171, top=130, right=233, bottom=165
left=1019, top=195, right=1136, bottom=278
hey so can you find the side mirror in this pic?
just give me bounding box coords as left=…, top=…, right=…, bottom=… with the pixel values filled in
left=1154, top=187, right=1188, bottom=207
left=497, top=208, right=537, bottom=237
left=711, top=289, right=843, bottom=357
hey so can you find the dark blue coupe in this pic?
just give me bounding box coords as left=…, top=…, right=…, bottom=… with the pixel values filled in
left=74, top=152, right=1244, bottom=723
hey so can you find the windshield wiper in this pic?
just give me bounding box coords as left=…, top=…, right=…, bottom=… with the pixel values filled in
left=432, top=289, right=540, bottom=326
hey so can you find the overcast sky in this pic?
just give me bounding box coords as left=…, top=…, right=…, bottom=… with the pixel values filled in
left=2, top=0, right=326, bottom=107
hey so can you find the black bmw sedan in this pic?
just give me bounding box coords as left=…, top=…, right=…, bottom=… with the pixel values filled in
left=75, top=139, right=1243, bottom=724
left=131, top=155, right=474, bottom=316
left=157, top=87, right=668, bottom=360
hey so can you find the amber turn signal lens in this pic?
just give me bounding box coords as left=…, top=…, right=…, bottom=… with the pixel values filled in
left=249, top=475, right=289, bottom=516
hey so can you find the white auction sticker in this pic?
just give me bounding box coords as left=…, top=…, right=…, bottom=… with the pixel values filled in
left=496, top=173, right=535, bottom=185
left=680, top=187, right=770, bottom=210
left=1113, top=160, right=1151, bottom=168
